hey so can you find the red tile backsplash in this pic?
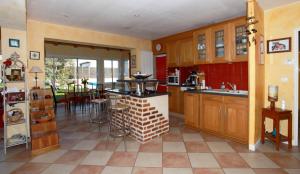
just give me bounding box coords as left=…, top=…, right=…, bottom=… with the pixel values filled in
left=168, top=62, right=248, bottom=90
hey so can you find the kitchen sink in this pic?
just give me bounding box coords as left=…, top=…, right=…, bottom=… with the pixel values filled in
left=202, top=89, right=248, bottom=96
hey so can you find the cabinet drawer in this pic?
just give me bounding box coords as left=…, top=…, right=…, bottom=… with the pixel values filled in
left=224, top=96, right=248, bottom=105
left=202, top=94, right=223, bottom=102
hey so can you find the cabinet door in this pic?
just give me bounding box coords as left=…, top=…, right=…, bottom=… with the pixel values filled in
left=178, top=90, right=184, bottom=114
left=168, top=86, right=179, bottom=113
left=223, top=96, right=248, bottom=143
left=230, top=18, right=248, bottom=62
left=179, top=37, right=194, bottom=66
left=193, top=28, right=212, bottom=64
left=202, top=95, right=223, bottom=133
left=211, top=24, right=230, bottom=63
left=184, top=93, right=199, bottom=128
left=166, top=41, right=179, bottom=67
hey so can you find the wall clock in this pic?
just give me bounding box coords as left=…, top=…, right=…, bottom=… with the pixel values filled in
left=155, top=43, right=162, bottom=52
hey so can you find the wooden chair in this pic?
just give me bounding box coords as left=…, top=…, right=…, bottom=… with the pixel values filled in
left=50, top=85, right=69, bottom=111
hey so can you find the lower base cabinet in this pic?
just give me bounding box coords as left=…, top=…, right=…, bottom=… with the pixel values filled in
left=184, top=93, right=200, bottom=128
left=184, top=93, right=249, bottom=144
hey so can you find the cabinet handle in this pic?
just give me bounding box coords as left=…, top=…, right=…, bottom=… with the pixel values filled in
left=219, top=106, right=222, bottom=115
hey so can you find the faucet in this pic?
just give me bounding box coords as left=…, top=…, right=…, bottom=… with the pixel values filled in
left=227, top=82, right=237, bottom=91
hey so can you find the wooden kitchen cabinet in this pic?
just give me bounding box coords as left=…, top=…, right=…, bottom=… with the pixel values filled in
left=184, top=93, right=200, bottom=128
left=229, top=18, right=248, bottom=62
left=178, top=37, right=194, bottom=66
left=166, top=41, right=179, bottom=67
left=211, top=23, right=230, bottom=63
left=201, top=94, right=223, bottom=134
left=168, top=86, right=184, bottom=114
left=193, top=28, right=212, bottom=64
left=223, top=96, right=249, bottom=143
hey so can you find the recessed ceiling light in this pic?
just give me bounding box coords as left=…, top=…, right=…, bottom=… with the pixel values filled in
left=63, top=14, right=69, bottom=18
left=133, top=14, right=140, bottom=17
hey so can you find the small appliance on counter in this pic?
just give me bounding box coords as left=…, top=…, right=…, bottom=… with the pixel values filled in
left=167, top=68, right=180, bottom=85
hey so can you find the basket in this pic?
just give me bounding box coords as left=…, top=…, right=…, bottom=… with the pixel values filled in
left=7, top=108, right=24, bottom=123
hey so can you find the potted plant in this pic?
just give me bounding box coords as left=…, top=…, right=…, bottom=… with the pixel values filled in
left=81, top=77, right=89, bottom=90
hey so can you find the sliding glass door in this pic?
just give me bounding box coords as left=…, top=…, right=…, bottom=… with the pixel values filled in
left=45, top=58, right=97, bottom=90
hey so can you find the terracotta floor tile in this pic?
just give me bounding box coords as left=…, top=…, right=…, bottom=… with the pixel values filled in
left=162, top=152, right=190, bottom=168
left=185, top=142, right=211, bottom=152
left=132, top=167, right=162, bottom=174
left=207, top=142, right=235, bottom=152
left=253, top=168, right=288, bottom=174
left=239, top=153, right=279, bottom=168
left=214, top=153, right=249, bottom=168
left=6, top=150, right=33, bottom=162
left=101, top=166, right=132, bottom=174
left=228, top=142, right=253, bottom=153
left=162, top=132, right=183, bottom=142
left=264, top=153, right=300, bottom=168
left=54, top=150, right=89, bottom=165
left=188, top=153, right=220, bottom=168
left=70, top=165, right=104, bottom=174
left=11, top=163, right=50, bottom=174
left=0, top=162, right=25, bottom=174
left=93, top=140, right=120, bottom=151
left=163, top=142, right=186, bottom=152
left=81, top=151, right=113, bottom=166
left=84, top=132, right=107, bottom=140
left=223, top=168, right=255, bottom=174
left=163, top=167, right=193, bottom=174
left=72, top=140, right=99, bottom=150
left=41, top=164, right=76, bottom=174
left=139, top=142, right=162, bottom=152
left=107, top=152, right=137, bottom=166
left=59, top=138, right=81, bottom=149
left=135, top=152, right=162, bottom=167
left=193, top=168, right=224, bottom=174
left=182, top=133, right=203, bottom=142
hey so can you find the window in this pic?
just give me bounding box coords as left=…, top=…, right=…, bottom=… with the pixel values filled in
left=45, top=58, right=97, bottom=90
left=124, top=60, right=130, bottom=78
left=104, top=60, right=119, bottom=83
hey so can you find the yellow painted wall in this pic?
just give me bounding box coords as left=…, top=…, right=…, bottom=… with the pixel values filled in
left=264, top=2, right=300, bottom=139
left=27, top=19, right=152, bottom=88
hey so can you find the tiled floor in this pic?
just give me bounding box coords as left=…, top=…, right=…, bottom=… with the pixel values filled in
left=1, top=106, right=300, bottom=174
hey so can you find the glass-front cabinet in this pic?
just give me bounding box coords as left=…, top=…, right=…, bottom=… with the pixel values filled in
left=231, top=18, right=248, bottom=61
left=211, top=24, right=229, bottom=62
left=193, top=28, right=211, bottom=64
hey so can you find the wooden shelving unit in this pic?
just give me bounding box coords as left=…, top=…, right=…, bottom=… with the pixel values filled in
left=30, top=88, right=59, bottom=155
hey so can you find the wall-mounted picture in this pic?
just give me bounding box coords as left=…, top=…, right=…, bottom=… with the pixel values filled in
left=30, top=51, right=40, bottom=60
left=131, top=55, right=136, bottom=68
left=9, top=39, right=20, bottom=48
left=267, top=37, right=291, bottom=54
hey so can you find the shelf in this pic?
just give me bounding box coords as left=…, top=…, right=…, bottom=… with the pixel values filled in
left=6, top=101, right=26, bottom=105
left=31, top=131, right=58, bottom=139
left=6, top=119, right=26, bottom=126
left=6, top=139, right=27, bottom=148
left=265, top=132, right=289, bottom=142
left=5, top=80, right=25, bottom=83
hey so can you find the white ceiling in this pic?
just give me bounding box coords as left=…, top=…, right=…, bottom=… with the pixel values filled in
left=257, top=0, right=300, bottom=10
left=27, top=0, right=247, bottom=40
left=0, top=0, right=26, bottom=30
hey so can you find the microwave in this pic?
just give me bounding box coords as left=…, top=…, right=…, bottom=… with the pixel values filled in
left=168, top=75, right=180, bottom=85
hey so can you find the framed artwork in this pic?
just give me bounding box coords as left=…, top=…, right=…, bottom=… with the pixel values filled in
left=9, top=39, right=20, bottom=48
left=131, top=55, right=136, bottom=68
left=30, top=51, right=40, bottom=60
left=267, top=37, right=291, bottom=54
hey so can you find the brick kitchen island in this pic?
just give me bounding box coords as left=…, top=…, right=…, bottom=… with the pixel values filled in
left=107, top=89, right=169, bottom=143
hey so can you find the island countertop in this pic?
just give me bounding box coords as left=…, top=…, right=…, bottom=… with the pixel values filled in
left=105, top=89, right=169, bottom=98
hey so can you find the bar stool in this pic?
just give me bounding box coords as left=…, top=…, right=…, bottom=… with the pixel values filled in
left=89, top=90, right=109, bottom=131
left=106, top=94, right=131, bottom=150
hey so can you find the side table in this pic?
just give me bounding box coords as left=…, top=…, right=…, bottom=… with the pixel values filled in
left=261, top=107, right=292, bottom=150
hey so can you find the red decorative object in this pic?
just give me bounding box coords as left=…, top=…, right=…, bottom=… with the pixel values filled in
left=3, top=59, right=12, bottom=68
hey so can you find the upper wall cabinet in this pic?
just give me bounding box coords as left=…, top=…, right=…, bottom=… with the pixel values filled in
left=166, top=41, right=179, bottom=67
left=211, top=23, right=230, bottom=63
left=229, top=18, right=248, bottom=62
left=193, top=28, right=211, bottom=64
left=178, top=37, right=194, bottom=66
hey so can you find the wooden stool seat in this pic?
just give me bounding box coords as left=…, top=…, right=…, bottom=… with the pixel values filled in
left=261, top=107, right=292, bottom=151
